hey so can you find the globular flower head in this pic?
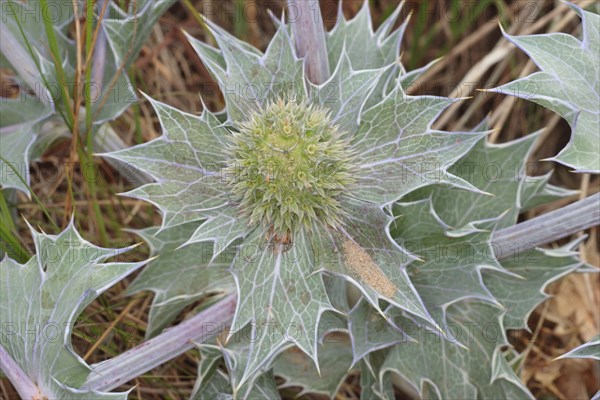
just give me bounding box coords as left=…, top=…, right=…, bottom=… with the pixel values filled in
left=226, top=99, right=355, bottom=240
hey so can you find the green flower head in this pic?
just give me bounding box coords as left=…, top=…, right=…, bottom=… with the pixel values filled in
left=227, top=98, right=356, bottom=241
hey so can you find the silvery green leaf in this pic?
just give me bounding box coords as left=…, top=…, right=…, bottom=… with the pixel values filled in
left=0, top=221, right=142, bottom=399
left=491, top=4, right=600, bottom=172
left=326, top=0, right=411, bottom=111
left=313, top=199, right=436, bottom=329
left=383, top=206, right=583, bottom=398
left=101, top=95, right=231, bottom=230
left=126, top=222, right=235, bottom=338
left=382, top=302, right=533, bottom=400
left=359, top=355, right=395, bottom=400
left=406, top=131, right=578, bottom=230
left=519, top=171, right=578, bottom=211
left=189, top=20, right=304, bottom=122
left=485, top=241, right=582, bottom=330
left=193, top=364, right=279, bottom=400
left=323, top=275, right=350, bottom=313
left=392, top=198, right=504, bottom=333
left=192, top=345, right=224, bottom=397
left=239, top=373, right=280, bottom=400
left=97, top=0, right=176, bottom=123
left=557, top=334, right=600, bottom=360
left=191, top=345, right=280, bottom=400
left=0, top=95, right=53, bottom=128
left=229, top=228, right=333, bottom=389
left=360, top=361, right=396, bottom=400
left=351, top=82, right=485, bottom=205
left=398, top=58, right=441, bottom=92
left=363, top=57, right=441, bottom=111
left=0, top=123, right=38, bottom=193
left=308, top=49, right=387, bottom=132
left=274, top=340, right=354, bottom=398
left=182, top=208, right=249, bottom=260
left=192, top=369, right=233, bottom=400
left=347, top=299, right=410, bottom=364
left=326, top=1, right=406, bottom=72
left=196, top=331, right=281, bottom=400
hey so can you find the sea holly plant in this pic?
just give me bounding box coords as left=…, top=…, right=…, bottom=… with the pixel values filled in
left=0, top=1, right=599, bottom=400
left=102, top=0, right=491, bottom=389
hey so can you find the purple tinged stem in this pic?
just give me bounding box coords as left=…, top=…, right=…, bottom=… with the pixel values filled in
left=0, top=345, right=40, bottom=399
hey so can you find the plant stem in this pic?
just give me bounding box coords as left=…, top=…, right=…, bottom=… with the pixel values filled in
left=287, top=0, right=330, bottom=84
left=0, top=345, right=40, bottom=399
left=83, top=293, right=237, bottom=392
left=493, top=193, right=600, bottom=260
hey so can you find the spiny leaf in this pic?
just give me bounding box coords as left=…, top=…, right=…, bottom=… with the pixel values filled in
left=381, top=135, right=584, bottom=398
left=491, top=4, right=600, bottom=172
left=191, top=346, right=230, bottom=400
left=347, top=299, right=410, bottom=365
left=557, top=334, right=600, bottom=360
left=326, top=0, right=410, bottom=112
left=392, top=198, right=505, bottom=334
left=351, top=82, right=485, bottom=205
left=194, top=329, right=281, bottom=400
left=405, top=130, right=577, bottom=230
left=126, top=222, right=235, bottom=338
left=182, top=208, right=250, bottom=260
left=0, top=221, right=142, bottom=399
left=274, top=339, right=354, bottom=398
left=519, top=171, right=579, bottom=211
left=191, top=343, right=281, bottom=400
left=101, top=95, right=232, bottom=230
left=188, top=20, right=304, bottom=122
left=382, top=302, right=533, bottom=400
left=228, top=228, right=334, bottom=389
left=307, top=48, right=387, bottom=132
left=326, top=0, right=407, bottom=72
left=312, top=199, right=436, bottom=329
left=485, top=240, right=582, bottom=330
left=359, top=354, right=395, bottom=400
